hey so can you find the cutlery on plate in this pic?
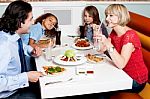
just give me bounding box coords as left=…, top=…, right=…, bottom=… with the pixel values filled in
left=45, top=78, right=73, bottom=85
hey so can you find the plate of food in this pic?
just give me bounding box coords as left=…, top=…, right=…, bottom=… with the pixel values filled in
left=85, top=54, right=104, bottom=64
left=38, top=39, right=50, bottom=45
left=53, top=49, right=87, bottom=66
left=72, top=39, right=93, bottom=50
left=42, top=65, right=66, bottom=76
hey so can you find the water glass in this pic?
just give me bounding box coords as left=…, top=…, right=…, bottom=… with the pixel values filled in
left=93, top=37, right=101, bottom=51
left=45, top=46, right=52, bottom=61
left=45, top=38, right=55, bottom=61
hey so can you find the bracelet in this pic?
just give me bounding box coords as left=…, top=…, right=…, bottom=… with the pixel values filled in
left=107, top=46, right=115, bottom=53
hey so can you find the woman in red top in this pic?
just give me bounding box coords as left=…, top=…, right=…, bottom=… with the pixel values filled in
left=100, top=4, right=148, bottom=93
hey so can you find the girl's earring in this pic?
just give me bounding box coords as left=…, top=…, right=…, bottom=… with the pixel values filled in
left=42, top=19, right=46, bottom=23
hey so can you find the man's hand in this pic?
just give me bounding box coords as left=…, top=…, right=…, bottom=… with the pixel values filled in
left=27, top=71, right=44, bottom=83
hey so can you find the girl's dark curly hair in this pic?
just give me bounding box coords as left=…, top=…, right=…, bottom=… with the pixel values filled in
left=0, top=0, right=32, bottom=35
left=34, top=13, right=58, bottom=29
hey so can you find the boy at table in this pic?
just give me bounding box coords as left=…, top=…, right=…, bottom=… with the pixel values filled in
left=0, top=1, right=44, bottom=99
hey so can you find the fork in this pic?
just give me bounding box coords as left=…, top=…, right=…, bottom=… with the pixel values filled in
left=45, top=78, right=73, bottom=85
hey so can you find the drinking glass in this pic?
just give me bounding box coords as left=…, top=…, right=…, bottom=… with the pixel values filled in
left=93, top=25, right=102, bottom=51
left=93, top=37, right=101, bottom=51
left=45, top=45, right=52, bottom=61
left=45, top=38, right=55, bottom=61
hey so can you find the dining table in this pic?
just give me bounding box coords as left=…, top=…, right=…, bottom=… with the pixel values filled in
left=35, top=36, right=133, bottom=99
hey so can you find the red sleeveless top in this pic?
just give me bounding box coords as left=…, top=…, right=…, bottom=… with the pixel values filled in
left=110, top=30, right=148, bottom=84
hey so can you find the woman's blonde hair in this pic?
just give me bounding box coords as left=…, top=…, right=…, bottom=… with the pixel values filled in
left=105, top=4, right=130, bottom=26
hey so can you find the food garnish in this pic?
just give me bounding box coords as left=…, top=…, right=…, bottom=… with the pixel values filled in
left=43, top=66, right=65, bottom=75
left=60, top=50, right=77, bottom=62
left=64, top=50, right=75, bottom=58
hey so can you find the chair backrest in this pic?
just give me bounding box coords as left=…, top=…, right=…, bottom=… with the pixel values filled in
left=142, top=48, right=150, bottom=83
left=128, top=11, right=150, bottom=37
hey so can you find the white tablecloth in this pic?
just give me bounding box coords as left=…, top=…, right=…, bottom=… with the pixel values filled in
left=35, top=36, right=132, bottom=99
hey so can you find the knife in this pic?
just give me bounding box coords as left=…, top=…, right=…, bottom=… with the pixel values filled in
left=45, top=78, right=73, bottom=85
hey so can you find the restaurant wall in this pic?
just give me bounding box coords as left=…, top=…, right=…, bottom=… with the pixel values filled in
left=0, top=1, right=150, bottom=36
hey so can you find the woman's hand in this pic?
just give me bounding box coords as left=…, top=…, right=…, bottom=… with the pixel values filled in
left=97, top=42, right=107, bottom=54
left=95, top=34, right=112, bottom=53
left=27, top=71, right=44, bottom=83
left=99, top=34, right=113, bottom=49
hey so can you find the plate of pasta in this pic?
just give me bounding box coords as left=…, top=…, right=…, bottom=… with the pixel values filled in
left=72, top=39, right=93, bottom=50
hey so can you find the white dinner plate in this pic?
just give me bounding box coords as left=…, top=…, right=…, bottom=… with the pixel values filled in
left=40, top=66, right=75, bottom=85
left=53, top=54, right=87, bottom=66
left=71, top=43, right=93, bottom=50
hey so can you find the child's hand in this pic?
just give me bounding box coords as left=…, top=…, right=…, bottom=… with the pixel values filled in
left=48, top=38, right=55, bottom=47
left=31, top=46, right=42, bottom=57
left=92, top=24, right=100, bottom=32
left=74, top=37, right=80, bottom=43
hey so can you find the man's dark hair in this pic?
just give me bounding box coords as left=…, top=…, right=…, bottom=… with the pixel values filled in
left=0, top=0, right=32, bottom=35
